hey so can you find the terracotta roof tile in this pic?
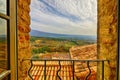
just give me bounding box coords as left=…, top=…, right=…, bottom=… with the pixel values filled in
left=30, top=62, right=76, bottom=80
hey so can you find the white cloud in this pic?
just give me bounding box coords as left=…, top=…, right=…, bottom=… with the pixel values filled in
left=30, top=0, right=97, bottom=36
left=0, top=0, right=6, bottom=14
left=0, top=0, right=7, bottom=35
left=0, top=18, right=7, bottom=35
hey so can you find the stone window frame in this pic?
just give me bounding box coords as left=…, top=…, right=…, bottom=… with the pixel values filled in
left=28, top=0, right=120, bottom=80
left=0, top=0, right=118, bottom=80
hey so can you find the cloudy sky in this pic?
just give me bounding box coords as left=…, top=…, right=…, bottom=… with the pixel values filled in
left=0, top=0, right=97, bottom=36
left=0, top=0, right=7, bottom=35
left=30, top=0, right=97, bottom=36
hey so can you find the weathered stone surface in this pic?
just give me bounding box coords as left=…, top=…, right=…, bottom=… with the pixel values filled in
left=98, top=0, right=117, bottom=80
left=18, top=0, right=31, bottom=80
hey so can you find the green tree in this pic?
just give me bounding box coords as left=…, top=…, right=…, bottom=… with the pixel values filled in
left=42, top=46, right=50, bottom=52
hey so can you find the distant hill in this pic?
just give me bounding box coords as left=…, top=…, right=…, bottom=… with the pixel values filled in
left=0, top=35, right=6, bottom=38
left=30, top=29, right=97, bottom=41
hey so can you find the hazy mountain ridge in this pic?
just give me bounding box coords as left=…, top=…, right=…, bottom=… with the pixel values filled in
left=0, top=35, right=6, bottom=37
left=30, top=29, right=97, bottom=41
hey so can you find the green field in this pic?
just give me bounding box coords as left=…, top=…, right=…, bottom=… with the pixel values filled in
left=30, top=36, right=96, bottom=56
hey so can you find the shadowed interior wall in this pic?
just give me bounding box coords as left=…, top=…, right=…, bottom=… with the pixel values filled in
left=18, top=0, right=31, bottom=79
left=98, top=0, right=117, bottom=80
left=17, top=0, right=118, bottom=80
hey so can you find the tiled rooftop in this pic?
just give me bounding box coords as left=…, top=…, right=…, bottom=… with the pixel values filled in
left=30, top=61, right=76, bottom=80
left=28, top=44, right=97, bottom=80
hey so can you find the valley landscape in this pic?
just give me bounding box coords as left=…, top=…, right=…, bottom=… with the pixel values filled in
left=30, top=30, right=97, bottom=80
left=30, top=29, right=97, bottom=59
left=29, top=0, right=98, bottom=79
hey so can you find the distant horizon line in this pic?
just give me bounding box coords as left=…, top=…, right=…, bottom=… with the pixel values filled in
left=31, top=29, right=97, bottom=37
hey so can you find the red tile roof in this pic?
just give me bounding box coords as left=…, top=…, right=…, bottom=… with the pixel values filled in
left=30, top=61, right=76, bottom=80
left=28, top=44, right=97, bottom=80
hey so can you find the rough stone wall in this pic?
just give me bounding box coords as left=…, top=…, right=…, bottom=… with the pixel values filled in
left=17, top=0, right=118, bottom=80
left=98, top=0, right=117, bottom=80
left=18, top=0, right=31, bottom=80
